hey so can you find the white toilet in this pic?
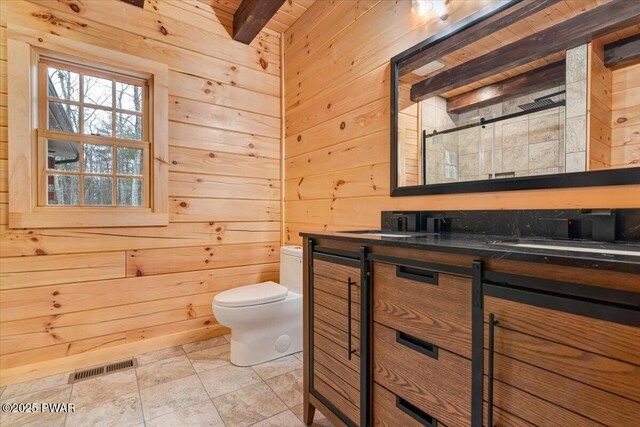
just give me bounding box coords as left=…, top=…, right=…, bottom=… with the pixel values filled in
left=212, top=245, right=303, bottom=366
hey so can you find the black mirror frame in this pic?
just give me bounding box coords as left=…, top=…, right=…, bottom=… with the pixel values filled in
left=390, top=0, right=640, bottom=197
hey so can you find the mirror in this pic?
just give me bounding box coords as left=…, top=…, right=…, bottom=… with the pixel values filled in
left=391, top=1, right=640, bottom=196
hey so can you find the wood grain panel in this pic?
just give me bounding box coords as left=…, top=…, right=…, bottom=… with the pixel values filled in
left=0, top=0, right=283, bottom=385
left=314, top=346, right=359, bottom=389
left=314, top=258, right=360, bottom=283
left=169, top=172, right=280, bottom=200
left=0, top=292, right=216, bottom=355
left=314, top=376, right=359, bottom=424
left=485, top=296, right=640, bottom=365
left=126, top=242, right=279, bottom=276
left=373, top=322, right=471, bottom=427
left=1, top=263, right=279, bottom=323
left=0, top=252, right=125, bottom=290
left=0, top=222, right=280, bottom=257
left=611, top=62, right=640, bottom=167
left=484, top=351, right=640, bottom=426
left=486, top=323, right=640, bottom=402
left=483, top=375, right=604, bottom=427
left=314, top=304, right=360, bottom=340
left=314, top=331, right=360, bottom=372
left=373, top=262, right=472, bottom=358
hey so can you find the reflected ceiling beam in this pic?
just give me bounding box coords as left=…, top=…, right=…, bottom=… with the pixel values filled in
left=446, top=60, right=565, bottom=113
left=119, top=0, right=144, bottom=7
left=399, top=0, right=561, bottom=76
left=411, top=0, right=640, bottom=102
left=233, top=0, right=286, bottom=44
left=604, top=34, right=640, bottom=68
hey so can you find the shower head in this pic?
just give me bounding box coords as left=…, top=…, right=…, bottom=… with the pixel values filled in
left=518, top=98, right=555, bottom=111
left=518, top=89, right=566, bottom=111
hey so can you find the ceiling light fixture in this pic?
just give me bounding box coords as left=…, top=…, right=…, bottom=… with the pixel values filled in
left=411, top=0, right=448, bottom=17
left=410, top=0, right=433, bottom=16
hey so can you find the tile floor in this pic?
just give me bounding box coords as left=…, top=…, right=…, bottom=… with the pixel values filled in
left=0, top=335, right=333, bottom=427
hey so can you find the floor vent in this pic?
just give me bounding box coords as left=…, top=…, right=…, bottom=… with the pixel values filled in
left=69, top=358, right=137, bottom=383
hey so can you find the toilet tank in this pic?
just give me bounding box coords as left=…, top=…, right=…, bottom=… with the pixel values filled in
left=279, top=245, right=303, bottom=294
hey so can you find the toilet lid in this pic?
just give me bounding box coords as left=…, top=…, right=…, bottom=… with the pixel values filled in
left=214, top=281, right=288, bottom=308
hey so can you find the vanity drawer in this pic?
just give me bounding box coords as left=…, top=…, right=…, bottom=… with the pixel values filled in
left=373, top=262, right=472, bottom=358
left=373, top=383, right=448, bottom=427
left=373, top=322, right=471, bottom=427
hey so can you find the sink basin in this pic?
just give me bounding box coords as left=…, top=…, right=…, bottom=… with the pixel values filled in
left=489, top=240, right=640, bottom=257
left=338, top=230, right=437, bottom=238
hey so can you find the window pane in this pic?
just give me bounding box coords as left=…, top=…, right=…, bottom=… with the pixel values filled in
left=84, top=108, right=113, bottom=137
left=116, top=112, right=143, bottom=140
left=47, top=140, right=80, bottom=172
left=48, top=102, right=79, bottom=133
left=84, top=75, right=112, bottom=107
left=84, top=144, right=113, bottom=174
left=117, top=178, right=143, bottom=206
left=47, top=174, right=80, bottom=205
left=84, top=176, right=113, bottom=206
left=116, top=82, right=143, bottom=112
left=47, top=67, right=80, bottom=101
left=117, top=147, right=143, bottom=175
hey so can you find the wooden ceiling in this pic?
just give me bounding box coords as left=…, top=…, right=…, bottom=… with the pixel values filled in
left=401, top=0, right=640, bottom=101
left=198, top=0, right=316, bottom=33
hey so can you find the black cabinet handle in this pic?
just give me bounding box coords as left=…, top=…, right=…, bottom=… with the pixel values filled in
left=347, top=277, right=357, bottom=360
left=488, top=313, right=499, bottom=427
left=396, top=331, right=438, bottom=360
left=396, top=397, right=438, bottom=427
left=396, top=265, right=439, bottom=285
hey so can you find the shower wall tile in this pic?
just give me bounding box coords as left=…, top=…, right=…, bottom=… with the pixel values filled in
left=503, top=145, right=529, bottom=172
left=566, top=81, right=587, bottom=119
left=459, top=153, right=479, bottom=178
left=529, top=140, right=560, bottom=169
left=565, top=116, right=587, bottom=153
left=566, top=45, right=588, bottom=84
left=529, top=114, right=560, bottom=144
left=502, top=119, right=529, bottom=148
left=566, top=151, right=587, bottom=172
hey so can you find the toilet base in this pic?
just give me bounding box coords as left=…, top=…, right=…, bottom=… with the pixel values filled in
left=213, top=292, right=303, bottom=367
left=229, top=326, right=303, bottom=366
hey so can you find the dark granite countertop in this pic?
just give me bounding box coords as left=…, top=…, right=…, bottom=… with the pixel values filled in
left=301, top=231, right=640, bottom=274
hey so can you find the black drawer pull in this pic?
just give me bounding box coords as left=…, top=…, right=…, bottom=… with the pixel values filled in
left=396, top=331, right=438, bottom=360
left=396, top=265, right=439, bottom=285
left=347, top=277, right=356, bottom=360
left=396, top=397, right=438, bottom=427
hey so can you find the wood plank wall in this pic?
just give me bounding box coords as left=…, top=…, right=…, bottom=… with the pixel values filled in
left=283, top=0, right=640, bottom=245
left=0, top=0, right=282, bottom=386
left=611, top=62, right=640, bottom=167
left=589, top=41, right=613, bottom=170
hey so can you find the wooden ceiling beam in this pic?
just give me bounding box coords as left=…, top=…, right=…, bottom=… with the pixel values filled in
left=399, top=0, right=561, bottom=76
left=446, top=60, right=566, bottom=113
left=411, top=0, right=640, bottom=102
left=119, top=0, right=145, bottom=8
left=233, top=0, right=286, bottom=44
left=604, top=33, right=640, bottom=68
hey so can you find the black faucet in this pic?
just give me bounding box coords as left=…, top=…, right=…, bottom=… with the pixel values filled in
left=582, top=209, right=617, bottom=242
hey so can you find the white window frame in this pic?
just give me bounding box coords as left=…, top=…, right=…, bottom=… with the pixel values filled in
left=8, top=25, right=169, bottom=228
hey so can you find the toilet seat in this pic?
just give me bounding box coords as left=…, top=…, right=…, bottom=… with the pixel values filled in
left=214, top=281, right=288, bottom=308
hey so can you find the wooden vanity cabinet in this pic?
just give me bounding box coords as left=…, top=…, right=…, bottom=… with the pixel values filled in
left=307, top=250, right=366, bottom=427
left=303, top=237, right=640, bottom=427
left=481, top=284, right=640, bottom=427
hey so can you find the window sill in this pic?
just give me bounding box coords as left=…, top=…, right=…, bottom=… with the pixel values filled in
left=9, top=210, right=169, bottom=229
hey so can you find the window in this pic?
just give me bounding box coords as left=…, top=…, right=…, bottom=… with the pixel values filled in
left=8, top=27, right=168, bottom=228
left=39, top=59, right=149, bottom=208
